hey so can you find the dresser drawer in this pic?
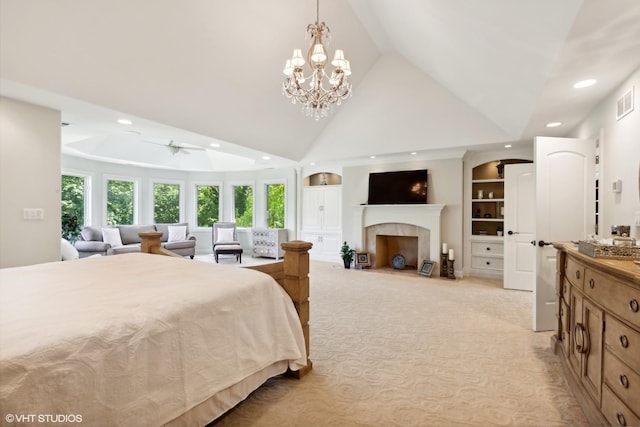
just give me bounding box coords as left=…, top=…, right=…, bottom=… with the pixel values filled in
left=471, top=242, right=504, bottom=256
left=605, top=315, right=640, bottom=376
left=471, top=256, right=503, bottom=270
left=603, top=349, right=640, bottom=414
left=565, top=256, right=585, bottom=290
left=584, top=268, right=640, bottom=329
left=602, top=383, right=640, bottom=427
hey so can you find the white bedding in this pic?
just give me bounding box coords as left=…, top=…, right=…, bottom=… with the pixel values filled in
left=0, top=253, right=306, bottom=426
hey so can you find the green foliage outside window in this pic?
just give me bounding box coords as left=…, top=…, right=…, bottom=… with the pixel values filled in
left=107, top=180, right=134, bottom=225
left=234, top=185, right=253, bottom=227
left=267, top=184, right=285, bottom=228
left=197, top=185, right=219, bottom=227
left=154, top=183, right=180, bottom=223
left=61, top=175, right=85, bottom=241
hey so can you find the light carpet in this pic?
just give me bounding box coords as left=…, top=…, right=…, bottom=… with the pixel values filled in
left=213, top=261, right=587, bottom=427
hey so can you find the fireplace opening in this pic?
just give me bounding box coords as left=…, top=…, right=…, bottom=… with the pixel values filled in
left=375, top=235, right=419, bottom=270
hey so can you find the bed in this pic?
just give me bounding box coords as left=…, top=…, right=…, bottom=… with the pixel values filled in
left=0, top=238, right=312, bottom=426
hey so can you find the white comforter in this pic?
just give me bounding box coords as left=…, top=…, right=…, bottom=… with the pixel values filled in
left=0, top=253, right=306, bottom=426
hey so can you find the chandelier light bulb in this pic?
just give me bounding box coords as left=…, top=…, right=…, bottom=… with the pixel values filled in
left=283, top=59, right=294, bottom=76
left=291, top=49, right=305, bottom=67
left=331, top=49, right=346, bottom=67
left=311, top=43, right=327, bottom=63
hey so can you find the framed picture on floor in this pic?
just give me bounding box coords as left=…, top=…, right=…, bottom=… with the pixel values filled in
left=355, top=252, right=371, bottom=268
left=419, top=260, right=435, bottom=277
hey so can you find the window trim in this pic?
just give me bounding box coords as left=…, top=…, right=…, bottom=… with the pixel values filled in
left=229, top=180, right=255, bottom=229
left=149, top=178, right=185, bottom=224
left=61, top=169, right=92, bottom=227
left=192, top=181, right=223, bottom=231
left=264, top=180, right=286, bottom=229
left=103, top=174, right=140, bottom=225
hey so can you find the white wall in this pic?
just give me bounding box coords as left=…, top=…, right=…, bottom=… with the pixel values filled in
left=569, top=67, right=640, bottom=239
left=62, top=155, right=298, bottom=254
left=0, top=96, right=61, bottom=267
left=341, top=157, right=464, bottom=263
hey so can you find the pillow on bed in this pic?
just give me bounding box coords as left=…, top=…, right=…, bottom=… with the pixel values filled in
left=216, top=227, right=235, bottom=242
left=168, top=225, right=187, bottom=242
left=61, top=238, right=79, bottom=261
left=102, top=228, right=123, bottom=247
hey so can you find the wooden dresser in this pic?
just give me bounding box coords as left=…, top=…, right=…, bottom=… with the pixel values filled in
left=553, top=243, right=640, bottom=426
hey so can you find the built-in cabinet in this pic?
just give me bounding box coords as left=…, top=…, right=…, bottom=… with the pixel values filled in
left=300, top=174, right=342, bottom=261
left=465, top=156, right=531, bottom=278
left=555, top=244, right=640, bottom=426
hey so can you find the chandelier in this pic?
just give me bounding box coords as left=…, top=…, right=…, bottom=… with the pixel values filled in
left=282, top=0, right=352, bottom=120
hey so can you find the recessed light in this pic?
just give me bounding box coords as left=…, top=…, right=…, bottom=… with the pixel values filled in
left=209, top=142, right=220, bottom=148
left=504, top=144, right=512, bottom=148
left=410, top=152, right=417, bottom=155
left=262, top=156, right=271, bottom=160
left=370, top=155, right=376, bottom=159
left=310, top=162, right=316, bottom=166
left=546, top=122, right=562, bottom=128
left=573, top=79, right=596, bottom=89
left=117, top=118, right=133, bottom=125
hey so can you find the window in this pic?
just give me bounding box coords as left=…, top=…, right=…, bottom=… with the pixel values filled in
left=266, top=183, right=285, bottom=228
left=61, top=174, right=88, bottom=241
left=153, top=183, right=180, bottom=223
left=106, top=179, right=135, bottom=225
left=233, top=185, right=253, bottom=227
left=196, top=184, right=220, bottom=227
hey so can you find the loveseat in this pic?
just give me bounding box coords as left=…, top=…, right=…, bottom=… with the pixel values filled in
left=74, top=223, right=196, bottom=258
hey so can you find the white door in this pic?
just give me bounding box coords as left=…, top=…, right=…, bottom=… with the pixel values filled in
left=503, top=163, right=535, bottom=291
left=534, top=136, right=595, bottom=332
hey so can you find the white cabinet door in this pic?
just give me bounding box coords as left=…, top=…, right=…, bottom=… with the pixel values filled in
left=302, top=187, right=322, bottom=229
left=321, top=186, right=342, bottom=230
left=503, top=163, right=535, bottom=291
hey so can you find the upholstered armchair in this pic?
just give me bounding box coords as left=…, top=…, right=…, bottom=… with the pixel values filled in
left=212, top=222, right=243, bottom=263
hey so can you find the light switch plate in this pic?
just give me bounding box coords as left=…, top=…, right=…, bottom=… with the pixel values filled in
left=23, top=208, right=44, bottom=220
left=635, top=211, right=640, bottom=226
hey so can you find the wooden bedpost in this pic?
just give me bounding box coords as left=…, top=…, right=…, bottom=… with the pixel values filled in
left=280, top=240, right=313, bottom=378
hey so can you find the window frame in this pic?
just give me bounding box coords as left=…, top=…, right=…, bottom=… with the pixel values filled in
left=103, top=174, right=140, bottom=225
left=192, top=180, right=223, bottom=231
left=150, top=178, right=185, bottom=224
left=264, top=180, right=286, bottom=229
left=229, top=180, right=255, bottom=229
left=61, top=169, right=92, bottom=227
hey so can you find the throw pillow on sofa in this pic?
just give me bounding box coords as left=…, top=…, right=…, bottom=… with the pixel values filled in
left=168, top=225, right=187, bottom=242
left=102, top=228, right=123, bottom=247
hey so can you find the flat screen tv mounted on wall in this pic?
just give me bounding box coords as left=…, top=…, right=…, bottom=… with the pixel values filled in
left=367, top=169, right=428, bottom=205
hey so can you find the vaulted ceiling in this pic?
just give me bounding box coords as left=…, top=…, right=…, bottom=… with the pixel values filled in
left=1, top=0, right=639, bottom=171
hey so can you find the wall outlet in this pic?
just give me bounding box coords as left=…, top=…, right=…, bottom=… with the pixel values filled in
left=23, top=208, right=44, bottom=220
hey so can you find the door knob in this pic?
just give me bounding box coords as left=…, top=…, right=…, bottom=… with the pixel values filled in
left=507, top=230, right=519, bottom=235
left=538, top=240, right=552, bottom=247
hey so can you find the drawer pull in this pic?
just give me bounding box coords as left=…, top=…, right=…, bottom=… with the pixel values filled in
left=588, top=278, right=595, bottom=289
left=486, top=261, right=491, bottom=265
left=619, top=374, right=629, bottom=389
left=486, top=247, right=491, bottom=251
left=574, top=323, right=590, bottom=354
left=620, top=335, right=629, bottom=348
left=616, top=412, right=626, bottom=426
left=575, top=270, right=580, bottom=280
left=630, top=299, right=639, bottom=313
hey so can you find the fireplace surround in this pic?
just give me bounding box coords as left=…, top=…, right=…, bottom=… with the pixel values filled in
left=353, top=204, right=445, bottom=271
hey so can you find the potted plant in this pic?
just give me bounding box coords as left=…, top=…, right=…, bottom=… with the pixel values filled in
left=61, top=213, right=81, bottom=243
left=340, top=241, right=356, bottom=269
left=496, top=225, right=504, bottom=237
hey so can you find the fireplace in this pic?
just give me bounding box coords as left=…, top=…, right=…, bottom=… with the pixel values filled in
left=353, top=204, right=445, bottom=271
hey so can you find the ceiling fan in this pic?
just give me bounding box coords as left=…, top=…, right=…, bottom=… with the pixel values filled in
left=143, top=139, right=206, bottom=155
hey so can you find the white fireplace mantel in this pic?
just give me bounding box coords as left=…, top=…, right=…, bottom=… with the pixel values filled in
left=353, top=204, right=445, bottom=262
